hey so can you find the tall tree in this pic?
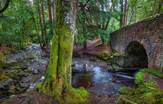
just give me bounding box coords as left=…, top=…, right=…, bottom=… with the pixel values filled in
left=48, top=0, right=54, bottom=38
left=39, top=0, right=71, bottom=97
left=38, top=0, right=88, bottom=103
left=40, top=0, right=47, bottom=46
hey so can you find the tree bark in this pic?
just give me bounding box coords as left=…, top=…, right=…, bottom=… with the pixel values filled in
left=123, top=0, right=128, bottom=25
left=120, top=0, right=124, bottom=27
left=39, top=0, right=79, bottom=100
left=120, top=0, right=128, bottom=27
left=40, top=0, right=47, bottom=45
left=48, top=0, right=54, bottom=42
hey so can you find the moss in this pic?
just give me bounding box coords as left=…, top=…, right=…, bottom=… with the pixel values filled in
left=141, top=68, right=163, bottom=78
left=0, top=52, right=6, bottom=68
left=118, top=69, right=163, bottom=104
left=135, top=71, right=145, bottom=84
left=36, top=84, right=89, bottom=104
left=135, top=68, right=163, bottom=84
left=118, top=82, right=163, bottom=104
left=37, top=10, right=87, bottom=104
left=36, top=0, right=89, bottom=103
left=37, top=26, right=72, bottom=97
left=61, top=87, right=89, bottom=104
left=98, top=51, right=111, bottom=60
left=0, top=71, right=9, bottom=80
left=140, top=92, right=156, bottom=104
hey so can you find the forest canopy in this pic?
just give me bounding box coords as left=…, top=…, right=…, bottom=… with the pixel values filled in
left=0, top=0, right=162, bottom=48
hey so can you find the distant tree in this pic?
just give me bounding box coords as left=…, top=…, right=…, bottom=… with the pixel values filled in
left=76, top=0, right=121, bottom=51
left=128, top=0, right=163, bottom=24
left=120, top=0, right=128, bottom=27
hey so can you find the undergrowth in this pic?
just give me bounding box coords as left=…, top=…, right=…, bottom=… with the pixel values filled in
left=117, top=68, right=163, bottom=104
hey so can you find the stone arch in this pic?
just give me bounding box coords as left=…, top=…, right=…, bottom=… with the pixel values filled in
left=124, top=41, right=148, bottom=68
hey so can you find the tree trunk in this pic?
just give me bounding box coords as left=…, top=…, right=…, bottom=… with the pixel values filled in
left=40, top=0, right=47, bottom=45
left=120, top=0, right=128, bottom=27
left=120, top=0, right=124, bottom=27
left=38, top=0, right=47, bottom=47
left=48, top=0, right=54, bottom=44
left=156, top=0, right=162, bottom=14
left=123, top=0, right=128, bottom=25
left=38, top=1, right=88, bottom=103
left=48, top=0, right=53, bottom=22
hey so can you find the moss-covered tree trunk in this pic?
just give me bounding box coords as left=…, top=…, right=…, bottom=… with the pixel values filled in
left=38, top=0, right=88, bottom=102
left=39, top=0, right=73, bottom=98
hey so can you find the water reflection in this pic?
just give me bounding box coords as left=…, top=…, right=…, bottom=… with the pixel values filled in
left=92, top=67, right=112, bottom=83
left=72, top=66, right=134, bottom=95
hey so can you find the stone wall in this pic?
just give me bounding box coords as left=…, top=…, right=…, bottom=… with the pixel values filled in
left=110, top=13, right=163, bottom=69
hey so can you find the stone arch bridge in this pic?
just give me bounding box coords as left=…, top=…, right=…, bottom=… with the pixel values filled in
left=110, top=13, right=163, bottom=69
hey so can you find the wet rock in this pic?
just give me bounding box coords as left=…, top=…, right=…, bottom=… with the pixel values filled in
left=0, top=44, right=49, bottom=98
left=72, top=58, right=95, bottom=73
left=0, top=79, right=13, bottom=90
left=110, top=56, right=125, bottom=67
left=107, top=64, right=122, bottom=72
left=19, top=76, right=32, bottom=88
left=0, top=79, right=15, bottom=96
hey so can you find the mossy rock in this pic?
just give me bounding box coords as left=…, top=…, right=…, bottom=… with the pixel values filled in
left=0, top=52, right=6, bottom=68
left=61, top=87, right=89, bottom=104
left=0, top=71, right=9, bottom=80
left=98, top=51, right=112, bottom=60
left=107, top=64, right=122, bottom=72
left=25, top=53, right=36, bottom=59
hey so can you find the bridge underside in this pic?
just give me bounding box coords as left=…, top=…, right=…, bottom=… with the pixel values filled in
left=125, top=41, right=148, bottom=68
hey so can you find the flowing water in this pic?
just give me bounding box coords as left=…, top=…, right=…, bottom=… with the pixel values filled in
left=72, top=64, right=135, bottom=96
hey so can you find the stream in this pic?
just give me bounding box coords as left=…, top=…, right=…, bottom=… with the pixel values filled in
left=72, top=58, right=134, bottom=96
left=0, top=44, right=135, bottom=103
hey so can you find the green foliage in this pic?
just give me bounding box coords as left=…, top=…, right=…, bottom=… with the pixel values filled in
left=117, top=68, right=163, bottom=104
left=61, top=87, right=89, bottom=104
left=128, top=0, right=162, bottom=24
left=37, top=25, right=89, bottom=101
left=0, top=72, right=9, bottom=80
left=75, top=0, right=121, bottom=44
left=0, top=0, right=37, bottom=48
left=0, top=52, right=5, bottom=68
left=1, top=0, right=161, bottom=47
left=118, top=81, right=163, bottom=104
left=135, top=71, right=145, bottom=84
left=135, top=68, right=163, bottom=84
